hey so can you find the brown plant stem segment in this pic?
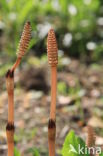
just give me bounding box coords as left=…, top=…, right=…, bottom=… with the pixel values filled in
left=48, top=119, right=56, bottom=156
left=47, top=28, right=58, bottom=156
left=50, top=66, right=57, bottom=120
left=10, top=57, right=21, bottom=72
left=6, top=123, right=14, bottom=156
left=6, top=70, right=14, bottom=124
left=6, top=70, right=14, bottom=156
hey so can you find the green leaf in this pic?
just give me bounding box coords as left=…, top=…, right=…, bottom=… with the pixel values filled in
left=62, top=130, right=90, bottom=156
left=14, top=147, right=21, bottom=156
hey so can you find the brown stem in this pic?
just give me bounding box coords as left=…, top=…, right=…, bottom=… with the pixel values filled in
left=47, top=28, right=58, bottom=156
left=10, top=57, right=21, bottom=72
left=48, top=119, right=56, bottom=156
left=6, top=123, right=14, bottom=156
left=48, top=66, right=57, bottom=156
left=6, top=70, right=14, bottom=156
left=8, top=143, right=14, bottom=156
left=50, top=66, right=57, bottom=120
left=6, top=70, right=14, bottom=123
left=5, top=22, right=31, bottom=156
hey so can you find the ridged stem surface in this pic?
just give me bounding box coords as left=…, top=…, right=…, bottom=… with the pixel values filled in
left=50, top=66, right=57, bottom=120
left=6, top=70, right=14, bottom=156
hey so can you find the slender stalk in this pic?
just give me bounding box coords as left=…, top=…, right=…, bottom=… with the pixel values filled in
left=11, top=57, right=21, bottom=72
left=6, top=70, right=14, bottom=156
left=6, top=21, right=31, bottom=156
left=47, top=29, right=58, bottom=156
left=6, top=70, right=14, bottom=123
left=48, top=67, right=57, bottom=156
left=50, top=67, right=57, bottom=120
left=8, top=142, right=14, bottom=156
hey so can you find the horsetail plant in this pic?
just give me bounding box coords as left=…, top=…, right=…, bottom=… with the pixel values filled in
left=47, top=29, right=58, bottom=156
left=6, top=21, right=31, bottom=156
left=86, top=125, right=96, bottom=156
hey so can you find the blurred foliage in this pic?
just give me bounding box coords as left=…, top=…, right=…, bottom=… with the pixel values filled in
left=58, top=81, right=68, bottom=95
left=14, top=147, right=40, bottom=156
left=27, top=148, right=40, bottom=156
left=57, top=80, right=82, bottom=97
left=14, top=128, right=37, bottom=143
left=14, top=148, right=21, bottom=156
left=0, top=0, right=103, bottom=64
